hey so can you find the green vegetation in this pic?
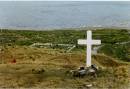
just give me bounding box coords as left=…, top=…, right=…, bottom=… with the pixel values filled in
left=0, top=28, right=130, bottom=61
left=99, top=44, right=129, bottom=61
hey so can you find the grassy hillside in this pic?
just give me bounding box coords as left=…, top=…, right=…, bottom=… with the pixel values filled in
left=0, top=46, right=129, bottom=88
left=0, top=28, right=130, bottom=88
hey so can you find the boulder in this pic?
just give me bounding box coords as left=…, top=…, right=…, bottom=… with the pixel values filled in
left=70, top=65, right=98, bottom=78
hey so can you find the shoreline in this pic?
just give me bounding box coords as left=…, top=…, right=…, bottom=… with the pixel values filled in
left=0, top=26, right=130, bottom=31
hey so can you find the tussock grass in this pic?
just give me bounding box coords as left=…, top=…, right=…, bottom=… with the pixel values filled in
left=0, top=46, right=129, bottom=88
left=93, top=54, right=127, bottom=67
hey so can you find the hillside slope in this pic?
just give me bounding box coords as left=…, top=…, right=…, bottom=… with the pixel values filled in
left=0, top=46, right=129, bottom=88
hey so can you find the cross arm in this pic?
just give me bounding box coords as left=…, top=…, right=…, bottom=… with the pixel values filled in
left=78, top=39, right=87, bottom=45
left=91, top=40, right=101, bottom=45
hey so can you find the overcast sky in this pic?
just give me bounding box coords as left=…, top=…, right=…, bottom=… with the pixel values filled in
left=0, top=0, right=130, bottom=1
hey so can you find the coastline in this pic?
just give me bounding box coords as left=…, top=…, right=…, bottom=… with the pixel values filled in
left=0, top=26, right=130, bottom=31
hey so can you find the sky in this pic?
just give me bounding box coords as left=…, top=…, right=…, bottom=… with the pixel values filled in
left=0, top=0, right=130, bottom=1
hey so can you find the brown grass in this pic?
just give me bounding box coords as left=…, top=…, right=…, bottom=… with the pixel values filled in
left=93, top=54, right=127, bottom=67
left=0, top=46, right=129, bottom=88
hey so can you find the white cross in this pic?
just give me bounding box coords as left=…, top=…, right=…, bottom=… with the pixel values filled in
left=78, top=30, right=101, bottom=67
